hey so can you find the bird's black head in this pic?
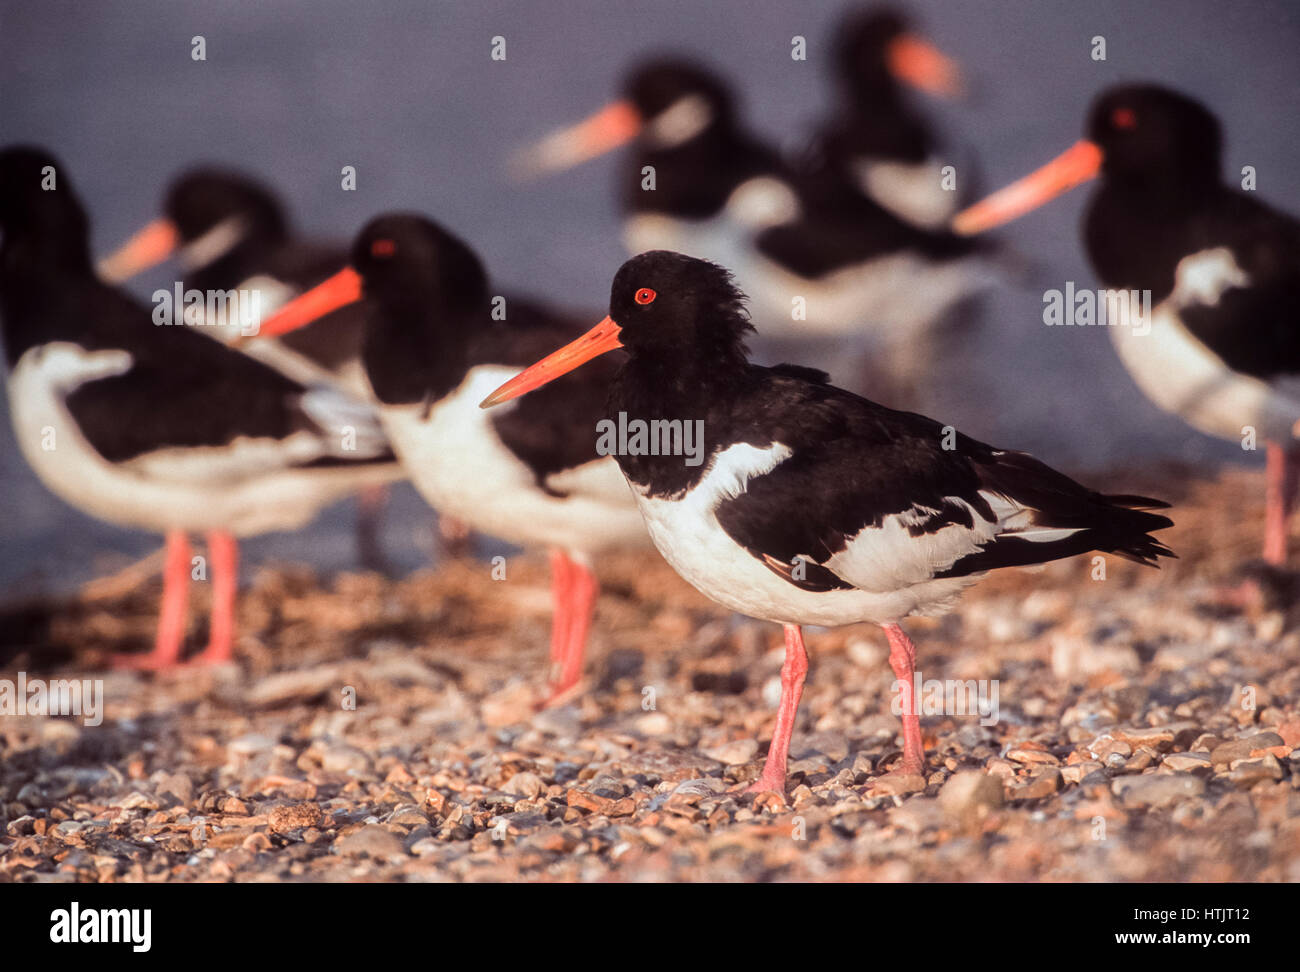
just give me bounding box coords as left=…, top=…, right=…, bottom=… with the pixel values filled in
left=1086, top=84, right=1222, bottom=185
left=163, top=168, right=288, bottom=248
left=622, top=59, right=736, bottom=144
left=349, top=213, right=488, bottom=317
left=609, top=250, right=753, bottom=362
left=0, top=145, right=91, bottom=271
left=835, top=8, right=908, bottom=90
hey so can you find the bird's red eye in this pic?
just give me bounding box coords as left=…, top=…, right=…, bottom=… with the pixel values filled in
left=634, top=287, right=656, bottom=305
left=1111, top=107, right=1137, bottom=130
left=371, top=238, right=397, bottom=258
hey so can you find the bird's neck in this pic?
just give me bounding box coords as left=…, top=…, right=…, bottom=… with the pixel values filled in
left=361, top=297, right=472, bottom=407
left=610, top=341, right=750, bottom=419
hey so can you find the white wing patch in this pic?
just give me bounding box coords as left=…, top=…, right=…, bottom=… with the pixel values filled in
left=1170, top=246, right=1249, bottom=308
left=854, top=156, right=957, bottom=230
left=299, top=384, right=391, bottom=458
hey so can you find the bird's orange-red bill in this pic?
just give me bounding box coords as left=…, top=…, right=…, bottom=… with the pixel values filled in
left=511, top=100, right=642, bottom=178
left=952, top=140, right=1104, bottom=235
left=97, top=218, right=180, bottom=282
left=250, top=266, right=363, bottom=340
left=480, top=316, right=624, bottom=408
left=887, top=34, right=964, bottom=98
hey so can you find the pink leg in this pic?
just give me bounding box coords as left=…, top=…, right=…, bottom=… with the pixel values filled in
left=438, top=514, right=473, bottom=559
left=883, top=622, right=926, bottom=776
left=190, top=530, right=238, bottom=665
left=543, top=550, right=597, bottom=705
left=547, top=549, right=575, bottom=672
left=745, top=624, right=809, bottom=795
left=1263, top=442, right=1298, bottom=566
left=356, top=484, right=389, bottom=571
left=112, top=531, right=191, bottom=670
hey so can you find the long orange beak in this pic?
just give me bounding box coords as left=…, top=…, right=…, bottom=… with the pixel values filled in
left=247, top=266, right=363, bottom=341
left=510, top=100, right=642, bottom=179
left=952, top=140, right=1104, bottom=236
left=97, top=218, right=180, bottom=282
left=479, top=316, right=623, bottom=408
left=887, top=34, right=964, bottom=98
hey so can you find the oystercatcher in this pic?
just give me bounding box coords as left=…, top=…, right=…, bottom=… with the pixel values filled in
left=480, top=250, right=1174, bottom=793
left=98, top=167, right=397, bottom=567
left=514, top=57, right=999, bottom=384
left=953, top=83, right=1300, bottom=565
left=254, top=214, right=648, bottom=705
left=0, top=146, right=401, bottom=669
left=804, top=6, right=971, bottom=230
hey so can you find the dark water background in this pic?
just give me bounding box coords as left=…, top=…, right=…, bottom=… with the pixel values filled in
left=2, top=0, right=1298, bottom=597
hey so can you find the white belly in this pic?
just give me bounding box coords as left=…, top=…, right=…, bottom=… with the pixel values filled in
left=1109, top=249, right=1300, bottom=444
left=632, top=442, right=980, bottom=627
left=7, top=343, right=398, bottom=537
left=379, top=365, right=647, bottom=555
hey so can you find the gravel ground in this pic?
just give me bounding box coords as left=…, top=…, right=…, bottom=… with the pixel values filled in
left=2, top=464, right=1299, bottom=883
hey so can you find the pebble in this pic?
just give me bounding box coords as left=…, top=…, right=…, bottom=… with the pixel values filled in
left=1225, top=755, right=1283, bottom=788
left=1162, top=753, right=1213, bottom=774
left=321, top=745, right=373, bottom=775
left=938, top=771, right=1004, bottom=829
left=1112, top=773, right=1206, bottom=808
left=502, top=772, right=544, bottom=799
left=866, top=774, right=926, bottom=797
left=335, top=825, right=406, bottom=860
left=1005, top=768, right=1061, bottom=801
left=269, top=803, right=323, bottom=833
left=702, top=739, right=759, bottom=766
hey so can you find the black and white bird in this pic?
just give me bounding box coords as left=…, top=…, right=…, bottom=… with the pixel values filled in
left=481, top=250, right=1174, bottom=794
left=98, top=167, right=397, bottom=566
left=513, top=57, right=1000, bottom=389
left=255, top=214, right=648, bottom=705
left=954, top=83, right=1300, bottom=566
left=802, top=6, right=972, bottom=231
left=0, top=146, right=401, bottom=669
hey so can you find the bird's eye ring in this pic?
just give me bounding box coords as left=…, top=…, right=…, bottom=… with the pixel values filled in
left=634, top=287, right=656, bottom=305
left=371, top=238, right=397, bottom=259
left=1111, top=107, right=1137, bottom=130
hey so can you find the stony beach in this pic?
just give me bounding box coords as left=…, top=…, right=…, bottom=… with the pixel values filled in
left=2, top=463, right=1298, bottom=883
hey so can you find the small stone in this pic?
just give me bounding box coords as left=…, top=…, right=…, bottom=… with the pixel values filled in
left=702, top=739, right=759, bottom=766
left=1006, top=746, right=1061, bottom=766
left=269, top=803, right=323, bottom=834
left=635, top=712, right=673, bottom=736
left=1209, top=739, right=1255, bottom=767
left=1225, top=755, right=1283, bottom=788
left=1162, top=753, right=1213, bottom=774
left=334, top=825, right=405, bottom=860
left=1112, top=773, right=1205, bottom=808
left=1006, top=768, right=1061, bottom=800
left=1061, top=761, right=1104, bottom=785
left=565, top=789, right=610, bottom=814
left=157, top=773, right=193, bottom=806
left=502, top=772, right=544, bottom=799
left=228, top=733, right=275, bottom=757
left=866, top=773, right=926, bottom=797
left=938, top=771, right=1003, bottom=828
left=321, top=745, right=372, bottom=775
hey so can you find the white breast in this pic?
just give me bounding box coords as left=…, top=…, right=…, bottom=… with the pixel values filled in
left=1110, top=247, right=1300, bottom=444
left=378, top=365, right=646, bottom=555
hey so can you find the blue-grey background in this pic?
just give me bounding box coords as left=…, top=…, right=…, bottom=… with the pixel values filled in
left=2, top=0, right=1298, bottom=597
